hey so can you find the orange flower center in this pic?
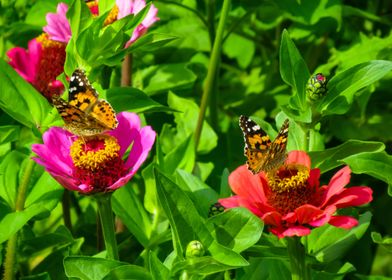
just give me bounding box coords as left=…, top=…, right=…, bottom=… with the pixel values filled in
left=86, top=1, right=119, bottom=26
left=35, top=33, right=66, bottom=99
left=70, top=135, right=127, bottom=193
left=266, top=164, right=316, bottom=214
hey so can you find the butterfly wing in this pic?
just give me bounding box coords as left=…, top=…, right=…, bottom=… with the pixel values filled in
left=90, top=100, right=118, bottom=130
left=239, top=115, right=272, bottom=174
left=262, top=119, right=289, bottom=172
left=68, top=69, right=98, bottom=108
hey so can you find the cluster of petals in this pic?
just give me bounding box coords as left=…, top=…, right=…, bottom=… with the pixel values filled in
left=219, top=151, right=373, bottom=238
left=7, top=36, right=65, bottom=99
left=32, top=112, right=155, bottom=194
left=43, top=0, right=159, bottom=46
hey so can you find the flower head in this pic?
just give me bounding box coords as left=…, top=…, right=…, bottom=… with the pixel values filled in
left=219, top=151, right=373, bottom=238
left=7, top=35, right=66, bottom=99
left=32, top=112, right=155, bottom=194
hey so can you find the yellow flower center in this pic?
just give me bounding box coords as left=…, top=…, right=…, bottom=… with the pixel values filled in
left=267, top=164, right=309, bottom=193
left=104, top=5, right=119, bottom=26
left=70, top=134, right=120, bottom=171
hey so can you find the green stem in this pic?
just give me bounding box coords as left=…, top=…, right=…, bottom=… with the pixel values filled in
left=95, top=193, right=119, bottom=260
left=3, top=159, right=35, bottom=280
left=287, top=237, right=310, bottom=280
left=194, top=0, right=231, bottom=151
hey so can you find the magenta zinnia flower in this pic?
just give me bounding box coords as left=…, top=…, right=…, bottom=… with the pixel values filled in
left=32, top=112, right=155, bottom=194
left=219, top=151, right=373, bottom=238
left=7, top=34, right=66, bottom=99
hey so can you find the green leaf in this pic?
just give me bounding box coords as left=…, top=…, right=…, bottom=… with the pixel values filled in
left=342, top=151, right=392, bottom=195
left=309, top=140, right=385, bottom=172
left=371, top=232, right=392, bottom=253
left=64, top=256, right=128, bottom=280
left=102, top=265, right=152, bottom=280
left=154, top=168, right=248, bottom=266
left=20, top=272, right=51, bottom=280
left=279, top=29, right=310, bottom=111
left=240, top=258, right=290, bottom=280
left=167, top=92, right=217, bottom=154
left=0, top=60, right=52, bottom=128
left=172, top=256, right=237, bottom=277
left=142, top=65, right=197, bottom=96
left=112, top=185, right=151, bottom=247
left=98, top=0, right=115, bottom=15
left=107, top=87, right=173, bottom=114
left=0, top=150, right=26, bottom=208
left=176, top=169, right=219, bottom=217
left=206, top=208, right=263, bottom=253
left=318, top=60, right=392, bottom=116
left=149, top=251, right=170, bottom=280
left=0, top=125, right=20, bottom=145
left=0, top=205, right=44, bottom=244
left=163, top=135, right=195, bottom=174
left=223, top=33, right=255, bottom=69
left=307, top=212, right=372, bottom=263
left=67, top=0, right=93, bottom=39
left=127, top=33, right=178, bottom=53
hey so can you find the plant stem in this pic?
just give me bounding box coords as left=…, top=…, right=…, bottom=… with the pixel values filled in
left=62, top=189, right=73, bottom=233
left=95, top=193, right=119, bottom=260
left=194, top=0, right=231, bottom=151
left=287, top=237, right=310, bottom=280
left=3, top=159, right=35, bottom=280
left=121, top=54, right=133, bottom=86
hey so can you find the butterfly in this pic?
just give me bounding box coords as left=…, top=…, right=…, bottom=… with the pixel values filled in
left=239, top=115, right=289, bottom=174
left=52, top=69, right=118, bottom=136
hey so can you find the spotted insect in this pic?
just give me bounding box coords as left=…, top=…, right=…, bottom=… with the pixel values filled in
left=239, top=115, right=289, bottom=174
left=52, top=69, right=118, bottom=136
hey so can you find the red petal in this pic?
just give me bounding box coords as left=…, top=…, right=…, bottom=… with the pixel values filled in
left=282, top=226, right=311, bottom=237
left=320, top=166, right=351, bottom=207
left=262, top=211, right=282, bottom=227
left=329, top=216, right=358, bottom=229
left=294, top=204, right=324, bottom=224
left=328, top=187, right=373, bottom=208
left=286, top=151, right=311, bottom=169
left=219, top=196, right=240, bottom=208
left=308, top=168, right=320, bottom=189
left=228, top=165, right=271, bottom=206
left=309, top=205, right=336, bottom=227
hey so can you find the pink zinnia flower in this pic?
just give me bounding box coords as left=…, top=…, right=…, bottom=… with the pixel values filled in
left=6, top=34, right=66, bottom=99
left=219, top=151, right=373, bottom=238
left=32, top=112, right=155, bottom=194
left=44, top=1, right=159, bottom=47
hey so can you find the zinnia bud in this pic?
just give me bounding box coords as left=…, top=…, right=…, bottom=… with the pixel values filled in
left=186, top=240, right=205, bottom=258
left=306, top=73, right=327, bottom=101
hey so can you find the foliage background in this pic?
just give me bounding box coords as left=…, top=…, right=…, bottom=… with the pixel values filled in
left=0, top=0, right=392, bottom=279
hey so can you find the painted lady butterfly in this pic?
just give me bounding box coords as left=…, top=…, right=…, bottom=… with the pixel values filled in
left=239, top=115, right=289, bottom=174
left=52, top=69, right=118, bottom=136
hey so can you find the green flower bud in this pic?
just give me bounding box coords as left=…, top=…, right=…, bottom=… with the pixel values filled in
left=208, top=202, right=225, bottom=217
left=306, top=73, right=327, bottom=101
left=186, top=240, right=205, bottom=258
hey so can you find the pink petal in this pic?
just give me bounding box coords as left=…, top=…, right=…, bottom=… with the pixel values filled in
left=307, top=168, right=320, bottom=189
left=43, top=3, right=72, bottom=43
left=320, top=166, right=351, bottom=208
left=282, top=226, right=311, bottom=237
left=286, top=150, right=311, bottom=169
left=308, top=205, right=336, bottom=227
left=109, top=112, right=141, bottom=157
left=328, top=216, right=358, bottom=229
left=7, top=39, right=42, bottom=83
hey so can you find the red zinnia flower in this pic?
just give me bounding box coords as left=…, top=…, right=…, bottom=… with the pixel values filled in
left=219, top=151, right=373, bottom=238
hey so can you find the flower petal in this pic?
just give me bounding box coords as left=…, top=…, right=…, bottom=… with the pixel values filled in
left=320, top=166, right=351, bottom=207
left=282, top=226, right=311, bottom=237
left=110, top=112, right=141, bottom=157
left=327, top=186, right=373, bottom=208
left=328, top=216, right=358, bottom=229
left=7, top=39, right=42, bottom=83
left=286, top=150, right=311, bottom=169
left=43, top=3, right=72, bottom=43
left=262, top=211, right=282, bottom=227
left=294, top=204, right=324, bottom=224
left=219, top=196, right=240, bottom=208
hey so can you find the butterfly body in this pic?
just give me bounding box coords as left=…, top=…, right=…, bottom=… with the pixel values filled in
left=53, top=69, right=118, bottom=136
left=239, top=115, right=289, bottom=174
